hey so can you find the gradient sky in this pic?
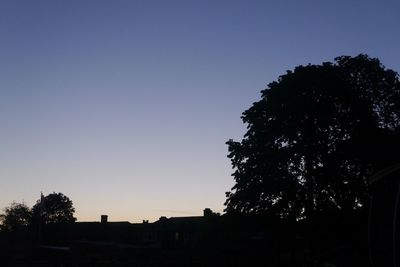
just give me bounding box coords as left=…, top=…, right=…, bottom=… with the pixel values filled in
left=1, top=0, right=399, bottom=222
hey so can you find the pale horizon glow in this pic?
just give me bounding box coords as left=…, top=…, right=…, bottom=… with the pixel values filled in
left=1, top=0, right=399, bottom=223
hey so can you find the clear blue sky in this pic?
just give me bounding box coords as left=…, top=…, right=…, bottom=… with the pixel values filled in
left=1, top=0, right=399, bottom=222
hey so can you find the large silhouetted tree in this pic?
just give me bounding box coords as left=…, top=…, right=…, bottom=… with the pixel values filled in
left=225, top=55, right=400, bottom=220
left=32, top=192, right=76, bottom=224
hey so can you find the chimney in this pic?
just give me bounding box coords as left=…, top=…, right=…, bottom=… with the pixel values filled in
left=101, top=215, right=108, bottom=223
left=203, top=208, right=212, bottom=217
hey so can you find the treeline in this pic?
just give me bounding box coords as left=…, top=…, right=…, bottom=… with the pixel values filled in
left=0, top=192, right=75, bottom=233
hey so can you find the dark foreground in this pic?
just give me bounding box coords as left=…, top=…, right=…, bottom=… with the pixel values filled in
left=0, top=211, right=371, bottom=267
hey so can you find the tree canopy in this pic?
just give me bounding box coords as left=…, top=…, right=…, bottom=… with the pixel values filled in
left=32, top=192, right=76, bottom=224
left=225, top=55, right=400, bottom=220
left=0, top=202, right=31, bottom=232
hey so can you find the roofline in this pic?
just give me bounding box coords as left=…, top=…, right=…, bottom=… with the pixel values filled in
left=369, top=162, right=400, bottom=184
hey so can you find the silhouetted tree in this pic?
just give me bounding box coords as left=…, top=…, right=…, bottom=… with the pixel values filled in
left=32, top=192, right=76, bottom=224
left=0, top=202, right=32, bottom=232
left=225, top=55, right=400, bottom=220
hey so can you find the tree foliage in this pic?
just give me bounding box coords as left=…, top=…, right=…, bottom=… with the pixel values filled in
left=0, top=202, right=32, bottom=232
left=225, top=55, right=400, bottom=220
left=32, top=192, right=76, bottom=224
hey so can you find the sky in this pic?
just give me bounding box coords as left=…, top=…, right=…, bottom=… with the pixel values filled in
left=1, top=0, right=399, bottom=222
